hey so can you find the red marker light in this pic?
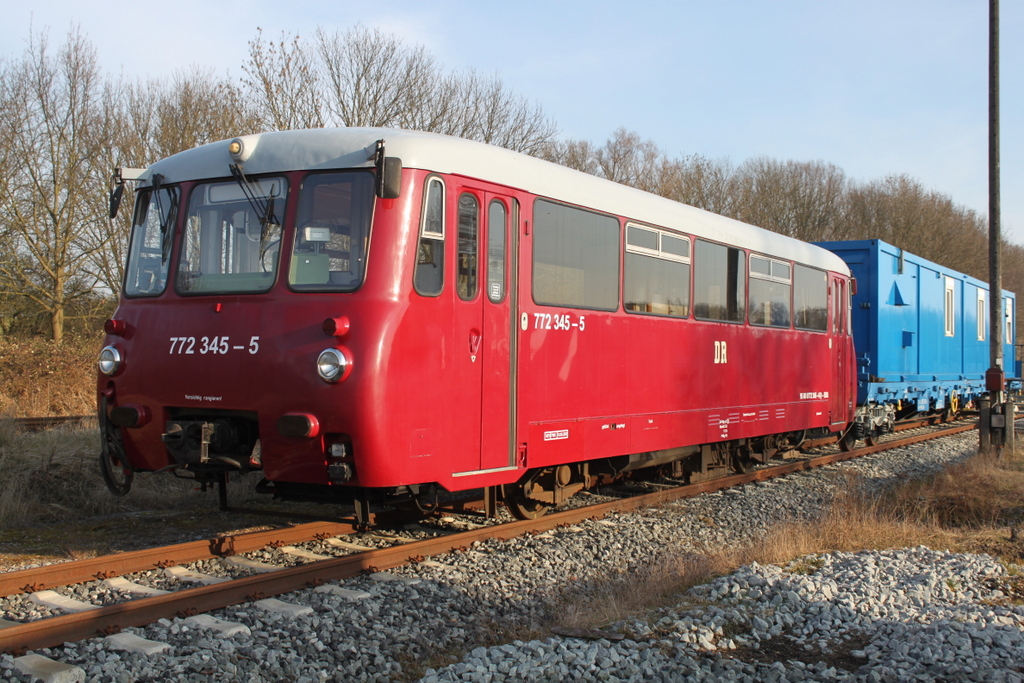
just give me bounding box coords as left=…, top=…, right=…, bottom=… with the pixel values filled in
left=214, top=303, right=223, bottom=313
left=323, top=316, right=351, bottom=337
left=104, top=319, right=126, bottom=336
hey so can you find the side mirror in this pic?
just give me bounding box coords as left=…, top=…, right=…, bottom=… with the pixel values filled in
left=379, top=156, right=403, bottom=199
left=373, top=139, right=402, bottom=199
left=108, top=168, right=146, bottom=219
left=109, top=183, right=125, bottom=219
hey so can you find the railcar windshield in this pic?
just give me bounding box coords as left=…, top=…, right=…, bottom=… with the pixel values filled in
left=123, top=185, right=180, bottom=297
left=288, top=171, right=375, bottom=292
left=176, top=176, right=287, bottom=295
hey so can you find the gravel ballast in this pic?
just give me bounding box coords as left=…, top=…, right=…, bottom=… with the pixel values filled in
left=2, top=431, right=1021, bottom=682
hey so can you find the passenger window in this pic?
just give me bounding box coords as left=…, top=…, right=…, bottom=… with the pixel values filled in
left=693, top=240, right=745, bottom=323
left=532, top=199, right=619, bottom=311
left=748, top=255, right=792, bottom=328
left=457, top=193, right=479, bottom=300
left=487, top=200, right=507, bottom=303
left=624, top=224, right=690, bottom=318
left=793, top=264, right=827, bottom=331
left=414, top=177, right=445, bottom=297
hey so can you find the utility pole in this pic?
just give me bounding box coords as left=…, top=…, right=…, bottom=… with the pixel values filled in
left=981, top=0, right=1013, bottom=454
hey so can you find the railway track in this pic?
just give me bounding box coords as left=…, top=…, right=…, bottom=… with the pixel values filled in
left=4, top=415, right=92, bottom=431
left=0, top=418, right=980, bottom=656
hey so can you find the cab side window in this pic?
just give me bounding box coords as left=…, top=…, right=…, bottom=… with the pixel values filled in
left=414, top=176, right=445, bottom=296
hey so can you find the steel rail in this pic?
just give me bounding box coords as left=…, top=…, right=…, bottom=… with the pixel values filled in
left=800, top=415, right=967, bottom=449
left=0, top=521, right=359, bottom=598
left=0, top=420, right=978, bottom=654
left=7, top=416, right=91, bottom=431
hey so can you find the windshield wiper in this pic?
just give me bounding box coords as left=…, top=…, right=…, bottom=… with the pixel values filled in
left=229, top=163, right=280, bottom=238
left=151, top=174, right=179, bottom=265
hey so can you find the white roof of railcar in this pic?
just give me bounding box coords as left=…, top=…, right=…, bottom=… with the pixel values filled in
left=142, top=128, right=849, bottom=274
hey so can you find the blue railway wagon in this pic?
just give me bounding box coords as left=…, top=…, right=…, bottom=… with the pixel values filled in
left=816, top=239, right=1016, bottom=436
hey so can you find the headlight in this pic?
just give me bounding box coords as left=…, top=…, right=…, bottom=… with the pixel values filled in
left=316, top=348, right=351, bottom=383
left=99, top=346, right=122, bottom=376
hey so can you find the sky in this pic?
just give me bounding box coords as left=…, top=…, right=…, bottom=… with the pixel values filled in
left=3, top=1, right=1022, bottom=244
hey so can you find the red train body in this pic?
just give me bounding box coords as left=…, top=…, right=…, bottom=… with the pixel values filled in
left=98, top=129, right=856, bottom=520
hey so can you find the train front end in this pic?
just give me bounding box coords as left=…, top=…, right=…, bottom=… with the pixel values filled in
left=97, top=131, right=405, bottom=502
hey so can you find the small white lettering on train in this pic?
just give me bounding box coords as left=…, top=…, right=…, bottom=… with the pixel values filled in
left=544, top=429, right=569, bottom=441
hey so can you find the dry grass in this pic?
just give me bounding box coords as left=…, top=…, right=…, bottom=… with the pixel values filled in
left=0, top=421, right=265, bottom=531
left=546, top=445, right=1024, bottom=634
left=0, top=335, right=100, bottom=417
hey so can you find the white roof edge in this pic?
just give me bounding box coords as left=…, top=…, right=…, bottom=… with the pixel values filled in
left=143, top=128, right=849, bottom=274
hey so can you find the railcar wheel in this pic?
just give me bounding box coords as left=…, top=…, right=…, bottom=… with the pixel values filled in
left=99, top=400, right=134, bottom=496
left=502, top=483, right=553, bottom=520
left=864, top=433, right=879, bottom=447
left=732, top=453, right=756, bottom=474
left=837, top=428, right=858, bottom=452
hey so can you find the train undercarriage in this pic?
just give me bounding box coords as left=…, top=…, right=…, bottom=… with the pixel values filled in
left=100, top=398, right=970, bottom=526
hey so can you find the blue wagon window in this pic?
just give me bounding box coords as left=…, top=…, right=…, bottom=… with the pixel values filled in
left=944, top=277, right=955, bottom=337
left=1005, top=298, right=1013, bottom=344
left=977, top=290, right=986, bottom=341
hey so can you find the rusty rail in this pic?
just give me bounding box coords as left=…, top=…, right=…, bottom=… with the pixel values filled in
left=0, top=521, right=359, bottom=598
left=4, top=415, right=91, bottom=431
left=0, top=420, right=978, bottom=654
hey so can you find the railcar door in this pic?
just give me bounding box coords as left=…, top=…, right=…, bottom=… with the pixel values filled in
left=830, top=276, right=851, bottom=426
left=450, top=186, right=518, bottom=473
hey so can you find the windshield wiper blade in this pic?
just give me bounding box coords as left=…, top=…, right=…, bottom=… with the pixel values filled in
left=229, top=163, right=279, bottom=230
left=151, top=174, right=179, bottom=265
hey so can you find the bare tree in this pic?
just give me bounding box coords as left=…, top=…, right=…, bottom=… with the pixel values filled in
left=242, top=25, right=557, bottom=153
left=843, top=174, right=989, bottom=277
left=313, top=25, right=435, bottom=129
left=242, top=29, right=323, bottom=130
left=593, top=128, right=663, bottom=192
left=153, top=68, right=260, bottom=158
left=79, top=69, right=263, bottom=300
left=0, top=29, right=109, bottom=343
left=664, top=154, right=737, bottom=216
left=537, top=137, right=600, bottom=175
left=728, top=157, right=849, bottom=242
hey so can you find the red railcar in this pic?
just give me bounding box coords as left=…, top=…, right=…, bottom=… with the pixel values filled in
left=99, top=128, right=855, bottom=521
